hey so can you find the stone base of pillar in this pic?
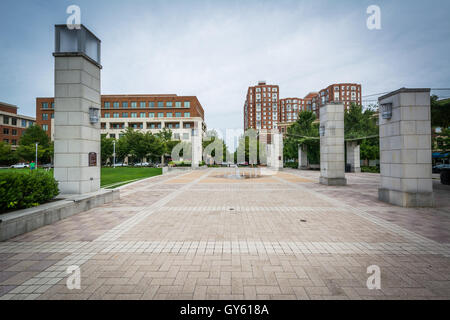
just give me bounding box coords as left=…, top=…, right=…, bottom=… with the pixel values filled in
left=320, top=177, right=347, bottom=186
left=350, top=166, right=361, bottom=173
left=378, top=188, right=434, bottom=207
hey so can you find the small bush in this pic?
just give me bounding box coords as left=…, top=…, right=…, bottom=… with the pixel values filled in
left=361, top=166, right=380, bottom=173
left=284, top=162, right=299, bottom=169
left=0, top=170, right=59, bottom=213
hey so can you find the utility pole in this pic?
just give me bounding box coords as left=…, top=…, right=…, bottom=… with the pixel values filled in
left=113, top=140, right=116, bottom=168
left=35, top=142, right=39, bottom=169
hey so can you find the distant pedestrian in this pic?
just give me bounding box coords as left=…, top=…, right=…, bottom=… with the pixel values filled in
left=30, top=161, right=36, bottom=171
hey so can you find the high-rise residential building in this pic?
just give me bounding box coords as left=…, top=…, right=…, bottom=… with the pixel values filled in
left=36, top=94, right=206, bottom=142
left=244, top=81, right=280, bottom=131
left=312, top=83, right=362, bottom=117
left=0, top=102, right=35, bottom=149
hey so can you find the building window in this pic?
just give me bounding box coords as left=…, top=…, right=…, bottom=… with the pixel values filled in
left=3, top=116, right=9, bottom=125
left=183, top=133, right=189, bottom=140
left=149, top=124, right=156, bottom=129
left=149, top=112, right=155, bottom=118
left=122, top=102, right=128, bottom=108
left=110, top=134, right=116, bottom=139
left=166, top=112, right=173, bottom=118
left=12, top=129, right=17, bottom=135
left=21, top=119, right=27, bottom=127
left=166, top=102, right=173, bottom=108
left=51, top=103, right=55, bottom=108
left=184, top=112, right=190, bottom=117
left=113, top=113, right=119, bottom=118
left=131, top=102, right=137, bottom=108
left=12, top=139, right=17, bottom=145
left=158, top=101, right=164, bottom=108
left=175, top=102, right=181, bottom=108
left=174, top=133, right=180, bottom=140
left=131, top=112, right=137, bottom=118
left=11, top=118, right=17, bottom=126
left=42, top=114, right=48, bottom=120
left=167, top=124, right=173, bottom=129
left=184, top=101, right=190, bottom=108
left=113, top=102, right=119, bottom=109
left=104, top=102, right=110, bottom=109
left=140, top=112, right=146, bottom=118
left=104, top=113, right=110, bottom=118
left=175, top=112, right=181, bottom=117
left=28, top=121, right=33, bottom=127
left=140, top=102, right=146, bottom=108
left=42, top=102, right=48, bottom=109
left=185, top=123, right=191, bottom=128
left=122, top=112, right=128, bottom=118
left=158, top=112, right=164, bottom=118
left=42, top=124, right=48, bottom=131
left=3, top=128, right=9, bottom=135
left=149, top=102, right=155, bottom=108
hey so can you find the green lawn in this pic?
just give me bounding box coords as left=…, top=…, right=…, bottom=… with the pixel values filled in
left=101, top=167, right=162, bottom=188
left=1, top=167, right=162, bottom=189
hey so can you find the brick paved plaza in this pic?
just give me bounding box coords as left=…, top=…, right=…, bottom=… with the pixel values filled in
left=1, top=168, right=450, bottom=300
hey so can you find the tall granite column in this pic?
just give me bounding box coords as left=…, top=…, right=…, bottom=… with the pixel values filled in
left=53, top=25, right=102, bottom=194
left=319, top=103, right=347, bottom=185
left=271, top=131, right=283, bottom=170
left=346, top=141, right=361, bottom=173
left=298, top=145, right=308, bottom=169
left=378, top=88, right=434, bottom=207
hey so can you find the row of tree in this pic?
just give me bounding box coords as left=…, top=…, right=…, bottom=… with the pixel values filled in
left=283, top=104, right=379, bottom=164
left=0, top=125, right=53, bottom=166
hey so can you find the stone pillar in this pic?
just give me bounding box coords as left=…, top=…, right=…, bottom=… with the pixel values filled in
left=191, top=121, right=202, bottom=168
left=53, top=25, right=102, bottom=195
left=319, top=103, right=347, bottom=186
left=271, top=131, right=283, bottom=170
left=298, top=145, right=308, bottom=169
left=346, top=141, right=361, bottom=173
left=378, top=88, right=434, bottom=207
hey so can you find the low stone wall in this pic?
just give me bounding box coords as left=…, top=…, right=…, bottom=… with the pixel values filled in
left=0, top=189, right=120, bottom=242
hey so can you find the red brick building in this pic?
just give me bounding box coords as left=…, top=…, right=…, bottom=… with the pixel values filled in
left=36, top=94, right=206, bottom=141
left=244, top=81, right=280, bottom=131
left=312, top=83, right=362, bottom=117
left=0, top=102, right=35, bottom=149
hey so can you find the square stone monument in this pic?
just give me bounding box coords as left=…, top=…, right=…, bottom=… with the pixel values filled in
left=319, top=103, right=347, bottom=186
left=53, top=25, right=102, bottom=194
left=271, top=131, right=283, bottom=170
left=378, top=88, right=434, bottom=207
left=346, top=141, right=361, bottom=173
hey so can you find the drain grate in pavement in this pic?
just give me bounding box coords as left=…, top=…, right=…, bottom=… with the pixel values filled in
left=300, top=219, right=307, bottom=222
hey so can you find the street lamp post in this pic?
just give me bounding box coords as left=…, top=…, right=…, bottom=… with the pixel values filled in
left=35, top=142, right=39, bottom=169
left=113, top=140, right=116, bottom=168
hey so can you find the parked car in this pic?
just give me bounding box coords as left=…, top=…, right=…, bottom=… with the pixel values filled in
left=41, top=163, right=54, bottom=169
left=134, top=162, right=149, bottom=167
left=113, top=162, right=128, bottom=167
left=10, top=163, right=29, bottom=169
left=441, top=167, right=450, bottom=185
left=433, top=164, right=450, bottom=174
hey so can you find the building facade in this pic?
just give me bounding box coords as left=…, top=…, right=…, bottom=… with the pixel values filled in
left=244, top=81, right=280, bottom=131
left=312, top=83, right=362, bottom=117
left=36, top=94, right=206, bottom=142
left=0, top=102, right=36, bottom=149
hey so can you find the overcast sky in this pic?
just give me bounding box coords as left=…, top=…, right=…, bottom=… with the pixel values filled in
left=1, top=0, right=449, bottom=132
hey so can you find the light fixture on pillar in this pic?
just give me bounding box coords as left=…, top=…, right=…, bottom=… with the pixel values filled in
left=54, top=24, right=101, bottom=67
left=89, top=107, right=100, bottom=124
left=381, top=103, right=393, bottom=120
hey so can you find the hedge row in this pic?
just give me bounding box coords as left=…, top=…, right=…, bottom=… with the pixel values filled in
left=0, top=170, right=59, bottom=213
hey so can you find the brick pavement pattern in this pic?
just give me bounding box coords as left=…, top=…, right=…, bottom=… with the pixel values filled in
left=1, top=168, right=450, bottom=300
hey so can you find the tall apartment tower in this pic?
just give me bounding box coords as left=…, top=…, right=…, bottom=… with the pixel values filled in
left=244, top=81, right=280, bottom=131
left=312, top=83, right=362, bottom=118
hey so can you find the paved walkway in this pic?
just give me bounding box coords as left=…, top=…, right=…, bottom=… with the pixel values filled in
left=1, top=168, right=450, bottom=300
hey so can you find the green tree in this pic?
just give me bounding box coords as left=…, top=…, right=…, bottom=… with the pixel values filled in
left=101, top=134, right=114, bottom=166
left=431, top=95, right=450, bottom=129
left=283, top=111, right=320, bottom=164
left=0, top=142, right=19, bottom=166
left=344, top=103, right=379, bottom=162
left=155, top=128, right=174, bottom=165
left=16, top=125, right=53, bottom=164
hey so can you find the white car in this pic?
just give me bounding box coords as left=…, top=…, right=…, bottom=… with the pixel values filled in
left=134, top=162, right=149, bottom=167
left=10, top=163, right=29, bottom=169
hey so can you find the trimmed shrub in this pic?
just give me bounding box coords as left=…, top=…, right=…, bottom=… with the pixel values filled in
left=361, top=166, right=380, bottom=173
left=0, top=170, right=59, bottom=213
left=284, top=162, right=299, bottom=169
